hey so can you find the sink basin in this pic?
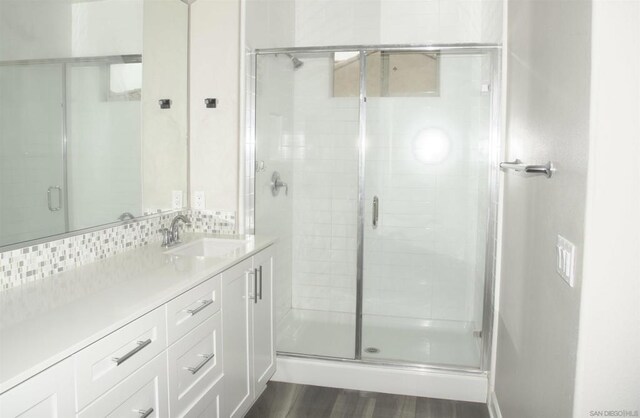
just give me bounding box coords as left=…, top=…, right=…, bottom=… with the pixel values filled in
left=165, top=238, right=248, bottom=258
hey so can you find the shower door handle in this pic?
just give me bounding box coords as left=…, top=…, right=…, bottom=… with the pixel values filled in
left=47, top=186, right=62, bottom=212
left=372, top=196, right=379, bottom=229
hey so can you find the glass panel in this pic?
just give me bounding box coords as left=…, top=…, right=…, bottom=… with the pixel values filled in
left=255, top=52, right=360, bottom=359
left=362, top=51, right=493, bottom=368
left=0, top=64, right=66, bottom=246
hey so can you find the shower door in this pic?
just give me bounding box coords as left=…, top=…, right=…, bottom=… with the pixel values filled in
left=254, top=51, right=361, bottom=359
left=253, top=46, right=498, bottom=370
left=360, top=50, right=494, bottom=368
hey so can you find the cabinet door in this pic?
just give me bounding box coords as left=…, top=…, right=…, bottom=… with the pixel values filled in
left=252, top=245, right=276, bottom=396
left=0, top=358, right=74, bottom=418
left=221, top=257, right=253, bottom=418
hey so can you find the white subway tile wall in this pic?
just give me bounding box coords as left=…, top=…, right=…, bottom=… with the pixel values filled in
left=290, top=53, right=360, bottom=314
left=254, top=54, right=296, bottom=327
left=0, top=209, right=235, bottom=292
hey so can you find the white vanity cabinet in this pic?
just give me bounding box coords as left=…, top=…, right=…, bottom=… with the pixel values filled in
left=0, top=243, right=275, bottom=418
left=167, top=311, right=223, bottom=417
left=74, top=307, right=167, bottom=410
left=77, top=352, right=168, bottom=418
left=252, top=247, right=276, bottom=395
left=221, top=246, right=276, bottom=418
left=0, top=359, right=75, bottom=417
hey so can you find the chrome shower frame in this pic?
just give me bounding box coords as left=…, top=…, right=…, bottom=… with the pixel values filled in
left=245, top=44, right=502, bottom=376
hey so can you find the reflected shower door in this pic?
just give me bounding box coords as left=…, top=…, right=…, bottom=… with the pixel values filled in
left=66, top=63, right=141, bottom=230
left=361, top=50, right=493, bottom=368
left=0, top=64, right=66, bottom=246
left=254, top=51, right=360, bottom=359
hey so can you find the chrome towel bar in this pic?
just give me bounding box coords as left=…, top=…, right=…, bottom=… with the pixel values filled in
left=500, top=159, right=555, bottom=178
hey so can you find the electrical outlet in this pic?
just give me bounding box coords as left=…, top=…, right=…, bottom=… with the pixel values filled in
left=556, top=235, right=576, bottom=287
left=171, top=191, right=183, bottom=209
left=193, top=191, right=205, bottom=210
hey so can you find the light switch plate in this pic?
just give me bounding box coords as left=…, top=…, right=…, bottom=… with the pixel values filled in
left=193, top=191, right=205, bottom=210
left=556, top=235, right=576, bottom=287
left=171, top=191, right=183, bottom=209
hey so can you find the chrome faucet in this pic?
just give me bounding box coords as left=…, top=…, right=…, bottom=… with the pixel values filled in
left=118, top=212, right=136, bottom=221
left=161, top=214, right=192, bottom=247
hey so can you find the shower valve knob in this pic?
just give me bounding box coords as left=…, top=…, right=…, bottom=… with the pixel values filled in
left=271, top=171, right=288, bottom=196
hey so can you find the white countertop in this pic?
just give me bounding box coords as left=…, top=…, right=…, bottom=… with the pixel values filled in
left=0, top=233, right=276, bottom=394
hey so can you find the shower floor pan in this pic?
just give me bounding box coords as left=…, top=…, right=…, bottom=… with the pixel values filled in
left=277, top=308, right=481, bottom=368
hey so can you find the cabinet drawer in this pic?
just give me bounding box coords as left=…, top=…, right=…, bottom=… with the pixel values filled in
left=78, top=352, right=168, bottom=418
left=183, top=380, right=221, bottom=418
left=168, top=311, right=222, bottom=417
left=0, top=358, right=74, bottom=418
left=166, top=276, right=221, bottom=345
left=74, top=307, right=167, bottom=410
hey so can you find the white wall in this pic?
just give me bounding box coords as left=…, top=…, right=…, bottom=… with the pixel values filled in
left=573, top=0, right=640, bottom=415
left=0, top=0, right=142, bottom=62
left=494, top=0, right=592, bottom=416
left=142, top=0, right=189, bottom=213
left=295, top=0, right=503, bottom=47
left=0, top=0, right=71, bottom=61
left=246, top=0, right=295, bottom=49
left=190, top=0, right=242, bottom=213
left=70, top=0, right=143, bottom=57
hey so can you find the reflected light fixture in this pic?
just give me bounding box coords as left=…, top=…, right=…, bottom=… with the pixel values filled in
left=412, top=128, right=451, bottom=164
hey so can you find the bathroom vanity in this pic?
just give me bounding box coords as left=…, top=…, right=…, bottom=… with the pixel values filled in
left=0, top=235, right=276, bottom=418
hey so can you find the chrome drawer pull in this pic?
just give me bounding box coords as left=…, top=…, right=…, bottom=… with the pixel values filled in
left=112, top=339, right=152, bottom=366
left=253, top=268, right=258, bottom=304
left=136, top=407, right=154, bottom=418
left=184, top=353, right=214, bottom=375
left=258, top=265, right=263, bottom=300
left=186, top=299, right=213, bottom=316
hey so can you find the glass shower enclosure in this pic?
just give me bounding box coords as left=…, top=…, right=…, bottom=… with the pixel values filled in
left=249, top=46, right=500, bottom=371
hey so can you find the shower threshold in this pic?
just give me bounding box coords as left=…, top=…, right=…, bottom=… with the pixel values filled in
left=272, top=354, right=488, bottom=403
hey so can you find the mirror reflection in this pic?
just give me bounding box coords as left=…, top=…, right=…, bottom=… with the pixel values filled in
left=0, top=0, right=188, bottom=248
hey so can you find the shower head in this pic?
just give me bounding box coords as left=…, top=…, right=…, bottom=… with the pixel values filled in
left=286, top=53, right=304, bottom=70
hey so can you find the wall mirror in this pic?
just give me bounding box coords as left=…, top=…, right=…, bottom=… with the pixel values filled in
left=0, top=0, right=189, bottom=249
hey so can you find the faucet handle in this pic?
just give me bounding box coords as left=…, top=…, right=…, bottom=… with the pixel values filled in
left=160, top=228, right=171, bottom=247
left=172, top=220, right=191, bottom=244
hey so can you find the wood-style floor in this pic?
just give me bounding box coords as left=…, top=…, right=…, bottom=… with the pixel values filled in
left=245, top=382, right=490, bottom=418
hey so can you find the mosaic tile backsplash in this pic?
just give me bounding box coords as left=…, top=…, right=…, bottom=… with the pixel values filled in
left=0, top=209, right=236, bottom=292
